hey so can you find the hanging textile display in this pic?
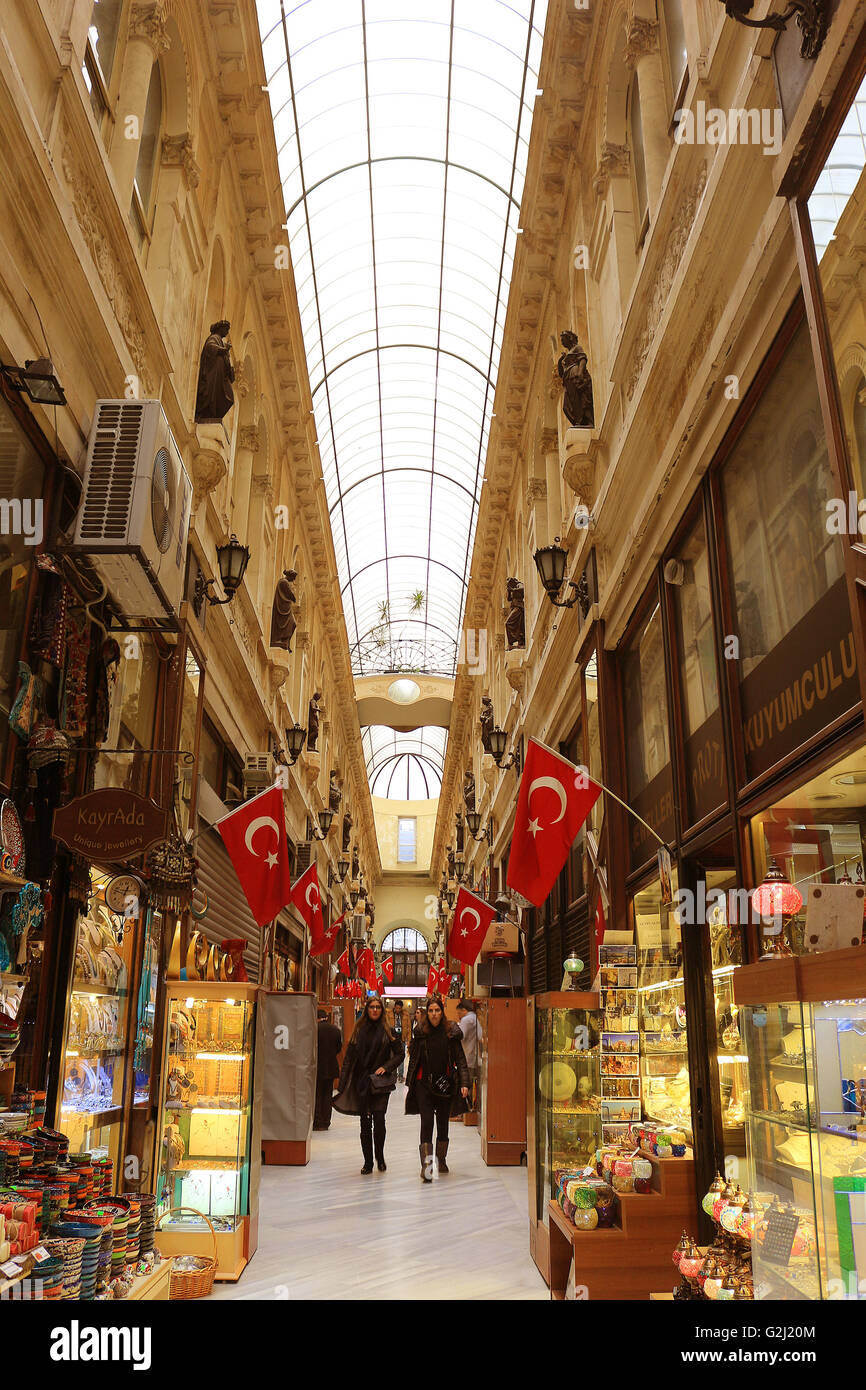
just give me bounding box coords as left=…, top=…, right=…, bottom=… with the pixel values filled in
left=59, top=608, right=90, bottom=738
left=146, top=832, right=198, bottom=915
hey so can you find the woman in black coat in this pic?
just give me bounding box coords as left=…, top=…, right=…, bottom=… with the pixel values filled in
left=405, top=995, right=470, bottom=1181
left=334, top=996, right=404, bottom=1173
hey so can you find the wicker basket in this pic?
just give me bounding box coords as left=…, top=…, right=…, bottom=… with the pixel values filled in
left=154, top=1206, right=218, bottom=1300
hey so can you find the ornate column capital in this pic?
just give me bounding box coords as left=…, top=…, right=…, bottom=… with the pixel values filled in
left=538, top=427, right=558, bottom=454
left=161, top=133, right=201, bottom=189
left=592, top=142, right=630, bottom=197
left=238, top=425, right=260, bottom=453
left=129, top=2, right=172, bottom=56
left=624, top=18, right=659, bottom=68
left=526, top=477, right=547, bottom=508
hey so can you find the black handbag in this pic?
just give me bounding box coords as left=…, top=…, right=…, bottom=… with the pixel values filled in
left=369, top=1071, right=396, bottom=1093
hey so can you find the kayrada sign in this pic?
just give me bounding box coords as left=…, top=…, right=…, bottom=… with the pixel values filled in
left=52, top=789, right=167, bottom=858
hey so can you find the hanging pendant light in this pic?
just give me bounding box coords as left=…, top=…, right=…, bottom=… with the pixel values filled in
left=750, top=859, right=803, bottom=920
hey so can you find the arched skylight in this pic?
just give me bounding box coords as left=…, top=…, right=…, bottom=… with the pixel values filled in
left=257, top=0, right=547, bottom=674
left=363, top=724, right=447, bottom=798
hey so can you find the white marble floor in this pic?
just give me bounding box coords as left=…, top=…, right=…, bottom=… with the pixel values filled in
left=210, top=1085, right=548, bottom=1300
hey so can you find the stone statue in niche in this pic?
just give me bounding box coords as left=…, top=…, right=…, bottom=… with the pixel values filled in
left=351, top=845, right=360, bottom=880
left=366, top=900, right=375, bottom=928
left=463, top=767, right=475, bottom=812
left=557, top=330, right=594, bottom=428
left=269, top=569, right=298, bottom=652
left=446, top=846, right=456, bottom=877
left=480, top=695, right=494, bottom=754
left=504, top=577, right=525, bottom=649
left=342, top=810, right=353, bottom=852
left=195, top=320, right=235, bottom=423
left=455, top=812, right=465, bottom=854
left=329, top=770, right=342, bottom=815
left=307, top=692, right=321, bottom=751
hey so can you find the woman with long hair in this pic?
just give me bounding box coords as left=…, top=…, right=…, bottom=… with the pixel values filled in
left=333, top=995, right=403, bottom=1173
left=405, top=995, right=470, bottom=1181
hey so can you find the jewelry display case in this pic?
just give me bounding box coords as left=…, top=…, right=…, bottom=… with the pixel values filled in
left=526, top=992, right=602, bottom=1285
left=56, top=879, right=139, bottom=1169
left=735, top=947, right=866, bottom=1300
left=155, top=981, right=261, bottom=1281
left=636, top=888, right=691, bottom=1141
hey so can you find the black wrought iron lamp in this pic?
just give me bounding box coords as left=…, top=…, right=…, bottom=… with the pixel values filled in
left=337, top=856, right=350, bottom=882
left=285, top=723, right=307, bottom=765
left=311, top=808, right=334, bottom=840
left=454, top=855, right=466, bottom=884
left=444, top=887, right=455, bottom=910
left=465, top=810, right=491, bottom=843
left=718, top=0, right=827, bottom=60
left=1, top=357, right=67, bottom=406
left=533, top=538, right=581, bottom=609
left=349, top=886, right=360, bottom=909
left=195, top=534, right=250, bottom=606
left=488, top=726, right=521, bottom=773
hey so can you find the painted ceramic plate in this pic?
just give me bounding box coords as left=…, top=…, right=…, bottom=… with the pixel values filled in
left=0, top=799, right=24, bottom=874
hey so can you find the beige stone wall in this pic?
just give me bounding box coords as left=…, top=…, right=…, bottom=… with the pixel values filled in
left=0, top=0, right=379, bottom=905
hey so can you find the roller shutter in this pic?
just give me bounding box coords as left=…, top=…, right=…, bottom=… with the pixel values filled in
left=194, top=825, right=262, bottom=983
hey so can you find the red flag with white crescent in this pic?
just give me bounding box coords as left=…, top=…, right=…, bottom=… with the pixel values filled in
left=447, top=887, right=497, bottom=966
left=336, top=945, right=353, bottom=977
left=438, top=962, right=450, bottom=994
left=216, top=785, right=292, bottom=927
left=506, top=739, right=601, bottom=907
left=426, top=962, right=438, bottom=994
left=381, top=955, right=394, bottom=983
left=289, top=862, right=325, bottom=948
left=309, top=910, right=345, bottom=958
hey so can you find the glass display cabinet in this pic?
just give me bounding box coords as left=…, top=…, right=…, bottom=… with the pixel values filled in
left=527, top=993, right=601, bottom=1285
left=56, top=880, right=138, bottom=1168
left=155, top=981, right=261, bottom=1282
left=636, top=884, right=692, bottom=1141
left=736, top=948, right=866, bottom=1300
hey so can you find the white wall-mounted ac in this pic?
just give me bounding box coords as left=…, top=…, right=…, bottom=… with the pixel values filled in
left=243, top=754, right=276, bottom=794
left=72, top=399, right=192, bottom=621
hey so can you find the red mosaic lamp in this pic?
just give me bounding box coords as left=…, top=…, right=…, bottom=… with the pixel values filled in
left=750, top=858, right=803, bottom=920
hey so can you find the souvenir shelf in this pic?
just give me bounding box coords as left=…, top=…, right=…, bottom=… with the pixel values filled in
left=527, top=993, right=602, bottom=1285
left=735, top=946, right=866, bottom=1300
left=55, top=888, right=137, bottom=1169
left=476, top=998, right=526, bottom=1165
left=155, top=982, right=261, bottom=1282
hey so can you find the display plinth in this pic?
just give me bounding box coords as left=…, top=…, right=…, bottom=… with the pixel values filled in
left=262, top=1138, right=310, bottom=1165
left=127, top=1261, right=171, bottom=1300
left=155, top=1220, right=249, bottom=1283
left=547, top=1148, right=697, bottom=1300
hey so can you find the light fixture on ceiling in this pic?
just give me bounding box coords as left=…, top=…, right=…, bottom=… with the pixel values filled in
left=387, top=677, right=421, bottom=704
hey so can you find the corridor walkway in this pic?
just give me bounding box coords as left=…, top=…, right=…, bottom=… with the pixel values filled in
left=210, top=1088, right=547, bottom=1301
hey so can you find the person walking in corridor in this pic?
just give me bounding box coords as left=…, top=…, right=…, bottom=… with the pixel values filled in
left=405, top=995, right=469, bottom=1181
left=333, top=995, right=403, bottom=1173
left=314, top=1008, right=343, bottom=1130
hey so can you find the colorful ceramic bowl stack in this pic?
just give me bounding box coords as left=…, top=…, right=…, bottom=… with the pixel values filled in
left=68, top=1158, right=95, bottom=1201
left=30, top=1248, right=64, bottom=1300
left=0, top=1141, right=20, bottom=1183
left=135, top=1192, right=156, bottom=1254
left=0, top=1010, right=20, bottom=1059
left=50, top=1222, right=102, bottom=1299
left=53, top=1235, right=86, bottom=1299
left=92, top=1158, right=113, bottom=1197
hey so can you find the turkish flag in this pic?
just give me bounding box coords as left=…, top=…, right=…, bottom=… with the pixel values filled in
left=356, top=946, right=376, bottom=988
left=506, top=739, right=601, bottom=907
left=377, top=974, right=386, bottom=995
left=309, top=911, right=345, bottom=958
left=216, top=785, right=292, bottom=927
left=381, top=956, right=394, bottom=983
left=290, top=863, right=324, bottom=948
left=447, top=887, right=497, bottom=966
left=426, top=962, right=438, bottom=994
left=336, top=945, right=353, bottom=978
left=438, top=962, right=450, bottom=994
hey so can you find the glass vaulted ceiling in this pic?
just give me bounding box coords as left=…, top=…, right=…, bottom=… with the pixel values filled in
left=257, top=0, right=548, bottom=676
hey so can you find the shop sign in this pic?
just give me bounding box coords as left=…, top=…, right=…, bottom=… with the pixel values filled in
left=739, top=578, right=858, bottom=780
left=629, top=764, right=676, bottom=873
left=683, top=705, right=727, bottom=827
left=52, top=790, right=168, bottom=859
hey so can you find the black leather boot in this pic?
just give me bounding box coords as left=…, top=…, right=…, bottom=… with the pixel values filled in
left=374, top=1114, right=386, bottom=1171
left=360, top=1116, right=374, bottom=1174
left=436, top=1140, right=449, bottom=1173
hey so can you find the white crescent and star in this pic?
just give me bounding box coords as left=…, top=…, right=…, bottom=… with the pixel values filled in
left=305, top=883, right=319, bottom=909
left=244, top=815, right=281, bottom=868
left=459, top=905, right=482, bottom=939
left=526, top=775, right=567, bottom=838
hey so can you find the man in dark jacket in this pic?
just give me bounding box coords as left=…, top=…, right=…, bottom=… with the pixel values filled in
left=314, top=1009, right=343, bottom=1130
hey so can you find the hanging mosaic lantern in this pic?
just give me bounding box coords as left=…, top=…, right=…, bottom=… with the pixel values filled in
left=146, top=833, right=197, bottom=914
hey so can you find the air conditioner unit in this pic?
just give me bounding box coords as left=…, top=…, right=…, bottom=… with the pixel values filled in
left=243, top=754, right=276, bottom=793
left=72, top=399, right=192, bottom=621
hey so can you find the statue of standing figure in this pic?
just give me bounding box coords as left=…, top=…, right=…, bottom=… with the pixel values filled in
left=455, top=812, right=465, bottom=855
left=504, top=577, right=525, bottom=649
left=269, top=570, right=298, bottom=652
left=557, top=331, right=594, bottom=428
left=342, top=810, right=353, bottom=853
left=307, top=692, right=321, bottom=751
left=329, top=770, right=342, bottom=815
left=480, top=695, right=494, bottom=754
left=351, top=845, right=360, bottom=880
left=463, top=767, right=475, bottom=812
left=195, top=320, right=235, bottom=423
